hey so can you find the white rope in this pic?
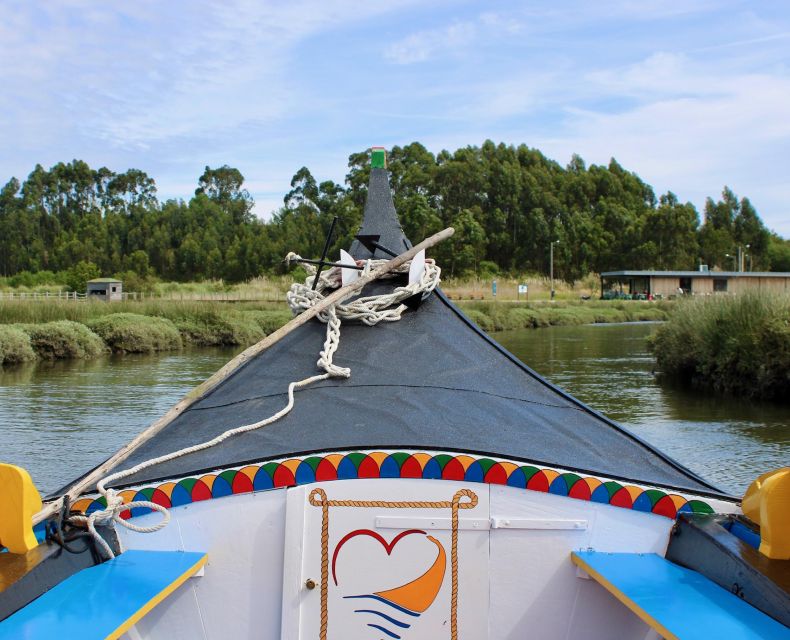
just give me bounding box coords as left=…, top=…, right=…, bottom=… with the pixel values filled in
left=70, top=254, right=440, bottom=559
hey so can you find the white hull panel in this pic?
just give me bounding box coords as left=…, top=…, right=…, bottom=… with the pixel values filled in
left=116, top=478, right=690, bottom=639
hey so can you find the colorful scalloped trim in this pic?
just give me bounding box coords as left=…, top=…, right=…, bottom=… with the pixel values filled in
left=70, top=451, right=715, bottom=520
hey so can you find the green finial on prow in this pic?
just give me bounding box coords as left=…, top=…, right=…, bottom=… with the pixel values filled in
left=371, top=147, right=387, bottom=169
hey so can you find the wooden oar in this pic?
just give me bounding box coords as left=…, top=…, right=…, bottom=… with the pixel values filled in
left=34, top=227, right=455, bottom=525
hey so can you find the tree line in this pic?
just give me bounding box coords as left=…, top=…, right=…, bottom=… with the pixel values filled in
left=1, top=141, right=788, bottom=286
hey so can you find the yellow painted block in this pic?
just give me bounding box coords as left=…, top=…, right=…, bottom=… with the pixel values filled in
left=759, top=468, right=790, bottom=560
left=0, top=463, right=42, bottom=553
left=742, top=466, right=790, bottom=560
left=742, top=469, right=772, bottom=523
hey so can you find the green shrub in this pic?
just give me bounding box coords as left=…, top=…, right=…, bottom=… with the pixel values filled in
left=244, top=309, right=292, bottom=336
left=64, top=260, right=101, bottom=292
left=461, top=309, right=495, bottom=332
left=7, top=270, right=61, bottom=288
left=24, top=321, right=105, bottom=359
left=0, top=325, right=36, bottom=364
left=457, top=299, right=670, bottom=331
left=506, top=307, right=541, bottom=329
left=88, top=313, right=182, bottom=353
left=649, top=292, right=790, bottom=400
left=176, top=313, right=263, bottom=346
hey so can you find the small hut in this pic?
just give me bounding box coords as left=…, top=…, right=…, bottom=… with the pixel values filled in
left=86, top=278, right=122, bottom=301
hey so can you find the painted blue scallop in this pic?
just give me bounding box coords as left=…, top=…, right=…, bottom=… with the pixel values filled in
left=379, top=456, right=401, bottom=478
left=210, top=476, right=232, bottom=499
left=632, top=492, right=655, bottom=512
left=253, top=468, right=274, bottom=491
left=169, top=484, right=192, bottom=508
left=506, top=468, right=527, bottom=488
left=464, top=461, right=485, bottom=483
left=337, top=457, right=359, bottom=480
left=295, top=461, right=316, bottom=485
left=549, top=476, right=570, bottom=496
left=421, top=458, right=443, bottom=479
left=591, top=485, right=612, bottom=504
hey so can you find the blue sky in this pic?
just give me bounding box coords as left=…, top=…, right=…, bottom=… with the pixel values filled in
left=1, top=1, right=789, bottom=234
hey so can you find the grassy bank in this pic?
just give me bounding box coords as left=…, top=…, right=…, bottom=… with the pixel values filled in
left=649, top=292, right=790, bottom=401
left=0, top=296, right=668, bottom=366
left=0, top=300, right=292, bottom=365
left=456, top=299, right=672, bottom=332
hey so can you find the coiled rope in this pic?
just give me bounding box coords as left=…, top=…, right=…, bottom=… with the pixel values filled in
left=72, top=254, right=440, bottom=559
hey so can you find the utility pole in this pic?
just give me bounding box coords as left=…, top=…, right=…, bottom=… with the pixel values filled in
left=550, top=239, right=560, bottom=300
left=735, top=244, right=750, bottom=272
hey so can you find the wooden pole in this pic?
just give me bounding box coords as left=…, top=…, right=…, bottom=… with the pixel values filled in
left=34, top=227, right=455, bottom=524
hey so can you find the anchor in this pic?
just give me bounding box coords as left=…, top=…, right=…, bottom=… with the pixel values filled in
left=287, top=225, right=427, bottom=309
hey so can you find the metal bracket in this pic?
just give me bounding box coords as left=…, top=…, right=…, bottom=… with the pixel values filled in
left=490, top=517, right=587, bottom=530
left=375, top=516, right=490, bottom=531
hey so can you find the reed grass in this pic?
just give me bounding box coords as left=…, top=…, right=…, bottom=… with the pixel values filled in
left=649, top=292, right=790, bottom=400
left=0, top=299, right=282, bottom=325
left=457, top=300, right=671, bottom=332
left=0, top=292, right=670, bottom=366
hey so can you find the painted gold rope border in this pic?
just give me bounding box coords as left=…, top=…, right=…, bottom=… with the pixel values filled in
left=308, top=488, right=479, bottom=640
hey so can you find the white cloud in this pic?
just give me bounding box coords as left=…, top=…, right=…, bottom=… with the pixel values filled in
left=535, top=54, right=790, bottom=232
left=1, top=0, right=789, bottom=236
left=0, top=1, right=422, bottom=151
left=384, top=21, right=477, bottom=64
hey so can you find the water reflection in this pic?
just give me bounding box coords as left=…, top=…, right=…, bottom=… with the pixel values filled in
left=496, top=323, right=789, bottom=495
left=1, top=325, right=786, bottom=497
left=0, top=348, right=239, bottom=494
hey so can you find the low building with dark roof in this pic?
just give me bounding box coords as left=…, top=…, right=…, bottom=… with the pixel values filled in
left=86, top=278, right=122, bottom=301
left=600, top=270, right=790, bottom=298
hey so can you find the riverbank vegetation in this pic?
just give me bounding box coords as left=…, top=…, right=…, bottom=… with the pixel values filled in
left=649, top=292, right=790, bottom=401
left=0, top=297, right=668, bottom=365
left=0, top=300, right=292, bottom=364
left=24, top=321, right=105, bottom=360
left=1, top=143, right=786, bottom=292
left=459, top=300, right=671, bottom=332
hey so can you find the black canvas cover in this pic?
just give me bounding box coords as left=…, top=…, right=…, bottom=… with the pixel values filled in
left=90, top=167, right=724, bottom=496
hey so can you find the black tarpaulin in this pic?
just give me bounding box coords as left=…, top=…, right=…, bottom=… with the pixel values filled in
left=82, top=166, right=725, bottom=496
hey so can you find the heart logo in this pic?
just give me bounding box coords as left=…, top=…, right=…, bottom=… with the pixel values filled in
left=332, top=528, right=447, bottom=638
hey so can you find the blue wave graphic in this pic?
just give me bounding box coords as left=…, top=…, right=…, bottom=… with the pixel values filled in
left=344, top=594, right=419, bottom=616
left=345, top=594, right=419, bottom=639
left=367, top=623, right=401, bottom=639
left=354, top=609, right=411, bottom=628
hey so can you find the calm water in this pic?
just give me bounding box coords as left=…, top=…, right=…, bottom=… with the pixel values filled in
left=1, top=324, right=787, bottom=495
left=0, top=348, right=240, bottom=495
left=497, top=323, right=788, bottom=494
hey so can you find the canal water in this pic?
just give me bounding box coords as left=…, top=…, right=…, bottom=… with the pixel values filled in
left=1, top=323, right=787, bottom=495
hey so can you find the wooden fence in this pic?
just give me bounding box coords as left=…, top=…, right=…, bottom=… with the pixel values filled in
left=0, top=290, right=286, bottom=303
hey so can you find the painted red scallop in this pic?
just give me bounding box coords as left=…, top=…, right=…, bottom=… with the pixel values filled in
left=273, top=465, right=296, bottom=488
left=652, top=495, right=678, bottom=519
left=526, top=471, right=550, bottom=493
left=484, top=463, right=508, bottom=485
left=232, top=473, right=254, bottom=494
left=441, top=458, right=465, bottom=481
left=357, top=456, right=380, bottom=478
left=191, top=481, right=212, bottom=502
left=316, top=459, right=338, bottom=481
left=151, top=488, right=172, bottom=508
left=568, top=480, right=592, bottom=501
left=400, top=456, right=423, bottom=478
left=610, top=487, right=634, bottom=509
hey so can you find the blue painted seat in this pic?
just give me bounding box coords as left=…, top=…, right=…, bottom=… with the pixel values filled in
left=0, top=549, right=207, bottom=640
left=571, top=551, right=789, bottom=640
